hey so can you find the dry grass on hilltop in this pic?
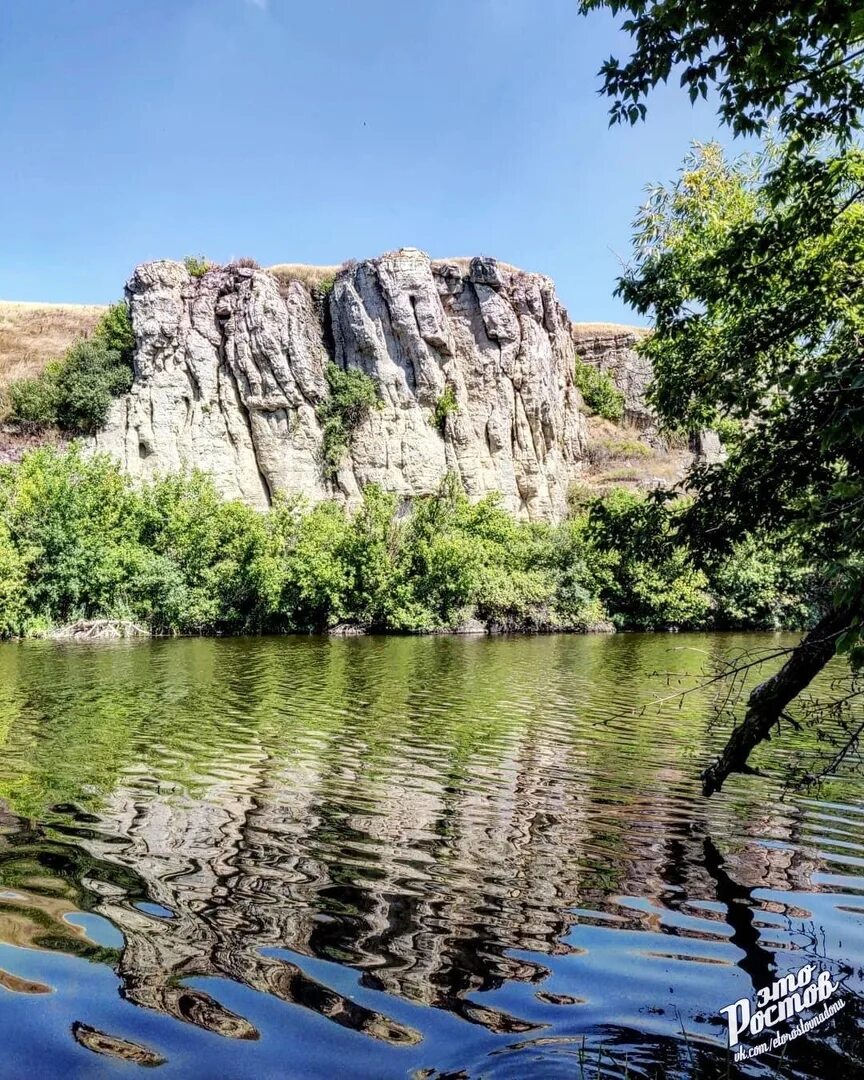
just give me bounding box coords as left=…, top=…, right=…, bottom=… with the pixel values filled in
left=267, top=264, right=344, bottom=291
left=571, top=321, right=647, bottom=338
left=269, top=256, right=531, bottom=289
left=430, top=256, right=523, bottom=275
left=582, top=415, right=691, bottom=492
left=0, top=301, right=106, bottom=387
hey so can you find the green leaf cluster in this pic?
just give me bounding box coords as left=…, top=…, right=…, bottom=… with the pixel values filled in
left=433, top=385, right=459, bottom=433
left=580, top=0, right=864, bottom=144
left=619, top=139, right=864, bottom=662
left=183, top=255, right=211, bottom=278
left=316, top=364, right=381, bottom=481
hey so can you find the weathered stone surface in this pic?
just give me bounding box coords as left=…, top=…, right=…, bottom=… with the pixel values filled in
left=690, top=429, right=725, bottom=463
left=95, top=250, right=651, bottom=520
left=330, top=249, right=585, bottom=518
left=96, top=260, right=331, bottom=509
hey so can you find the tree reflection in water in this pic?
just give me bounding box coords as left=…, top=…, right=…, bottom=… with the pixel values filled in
left=0, top=633, right=861, bottom=1077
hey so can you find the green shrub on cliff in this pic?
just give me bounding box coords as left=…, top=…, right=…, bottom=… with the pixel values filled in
left=317, top=364, right=381, bottom=482
left=183, top=255, right=211, bottom=278
left=6, top=303, right=134, bottom=433
left=433, top=385, right=458, bottom=433
left=573, top=358, right=625, bottom=421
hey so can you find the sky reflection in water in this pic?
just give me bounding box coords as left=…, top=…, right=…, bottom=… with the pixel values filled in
left=0, top=633, right=862, bottom=1078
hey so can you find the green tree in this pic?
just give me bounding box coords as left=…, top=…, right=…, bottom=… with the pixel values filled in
left=580, top=489, right=710, bottom=629
left=0, top=447, right=145, bottom=627
left=616, top=140, right=864, bottom=792
left=710, top=534, right=823, bottom=630
left=136, top=472, right=281, bottom=633
left=53, top=339, right=134, bottom=432
left=279, top=500, right=352, bottom=629
left=6, top=302, right=135, bottom=432
left=0, top=519, right=30, bottom=637
left=579, top=0, right=864, bottom=142
left=93, top=301, right=136, bottom=366
left=580, top=0, right=864, bottom=794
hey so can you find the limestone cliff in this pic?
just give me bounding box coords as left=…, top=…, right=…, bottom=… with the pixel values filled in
left=95, top=249, right=653, bottom=520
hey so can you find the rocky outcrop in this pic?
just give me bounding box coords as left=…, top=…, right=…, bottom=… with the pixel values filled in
left=572, top=323, right=651, bottom=428
left=95, top=259, right=331, bottom=509
left=95, top=250, right=649, bottom=520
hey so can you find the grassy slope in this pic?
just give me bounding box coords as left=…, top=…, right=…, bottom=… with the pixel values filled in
left=0, top=301, right=106, bottom=388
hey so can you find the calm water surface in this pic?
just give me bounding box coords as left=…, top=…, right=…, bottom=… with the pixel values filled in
left=0, top=633, right=862, bottom=1078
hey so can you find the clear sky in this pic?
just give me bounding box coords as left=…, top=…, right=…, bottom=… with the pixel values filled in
left=0, top=0, right=733, bottom=323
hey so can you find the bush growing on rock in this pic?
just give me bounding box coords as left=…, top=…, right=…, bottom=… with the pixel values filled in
left=317, top=364, right=381, bottom=481
left=6, top=303, right=134, bottom=433
left=574, top=358, right=626, bottom=421
left=433, top=385, right=459, bottom=434
left=183, top=255, right=211, bottom=278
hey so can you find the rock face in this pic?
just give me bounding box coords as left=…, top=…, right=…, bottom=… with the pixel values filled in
left=96, top=259, right=330, bottom=509
left=95, top=249, right=644, bottom=520
left=572, top=323, right=652, bottom=428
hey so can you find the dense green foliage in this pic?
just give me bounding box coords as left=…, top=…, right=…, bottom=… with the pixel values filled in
left=93, top=300, right=136, bottom=363
left=0, top=448, right=817, bottom=639
left=573, top=358, right=625, bottom=421
left=581, top=0, right=864, bottom=789
left=620, top=140, right=864, bottom=665
left=580, top=0, right=864, bottom=665
left=579, top=0, right=864, bottom=143
left=316, top=363, right=381, bottom=481
left=6, top=302, right=135, bottom=433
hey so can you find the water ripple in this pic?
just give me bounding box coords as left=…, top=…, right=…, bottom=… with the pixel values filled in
left=0, top=633, right=861, bottom=1078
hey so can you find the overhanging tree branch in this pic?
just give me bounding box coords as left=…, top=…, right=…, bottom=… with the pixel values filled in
left=701, top=598, right=860, bottom=795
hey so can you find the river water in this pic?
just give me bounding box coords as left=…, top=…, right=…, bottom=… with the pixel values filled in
left=0, top=633, right=861, bottom=1078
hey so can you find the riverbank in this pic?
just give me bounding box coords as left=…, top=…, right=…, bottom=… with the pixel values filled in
left=23, top=616, right=617, bottom=642
left=1, top=445, right=819, bottom=640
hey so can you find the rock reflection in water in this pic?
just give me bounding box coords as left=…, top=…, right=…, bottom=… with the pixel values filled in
left=0, top=634, right=862, bottom=1078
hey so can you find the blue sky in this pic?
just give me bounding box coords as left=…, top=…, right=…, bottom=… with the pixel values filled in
left=0, top=0, right=733, bottom=323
